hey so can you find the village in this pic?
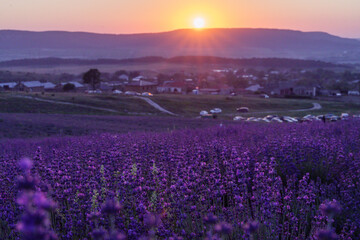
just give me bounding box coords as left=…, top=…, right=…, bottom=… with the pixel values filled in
left=1, top=67, right=360, bottom=98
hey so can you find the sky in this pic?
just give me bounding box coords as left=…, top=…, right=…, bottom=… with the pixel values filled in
left=1, top=0, right=359, bottom=38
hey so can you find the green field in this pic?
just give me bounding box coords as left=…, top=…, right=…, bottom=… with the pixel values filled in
left=0, top=92, right=162, bottom=115
left=2, top=92, right=360, bottom=118
left=152, top=94, right=313, bottom=116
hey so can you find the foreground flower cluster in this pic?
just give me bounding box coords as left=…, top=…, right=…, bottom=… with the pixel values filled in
left=1, top=120, right=360, bottom=239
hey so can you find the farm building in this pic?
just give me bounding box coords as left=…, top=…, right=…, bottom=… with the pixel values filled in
left=245, top=84, right=263, bottom=92
left=273, top=85, right=317, bottom=97
left=319, top=89, right=341, bottom=96
left=42, top=82, right=56, bottom=91
left=157, top=82, right=184, bottom=93
left=198, top=88, right=220, bottom=95
left=0, top=82, right=17, bottom=91
left=348, top=90, right=360, bottom=96
left=56, top=82, right=86, bottom=91
left=293, top=86, right=317, bottom=97
left=132, top=76, right=146, bottom=81
left=14, top=81, right=45, bottom=92
left=118, top=74, right=129, bottom=81
left=125, top=80, right=158, bottom=93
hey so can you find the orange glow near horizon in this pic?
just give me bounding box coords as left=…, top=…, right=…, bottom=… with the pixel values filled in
left=0, top=0, right=359, bottom=37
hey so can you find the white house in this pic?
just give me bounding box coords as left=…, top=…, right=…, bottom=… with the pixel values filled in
left=42, top=82, right=56, bottom=90
left=157, top=82, right=183, bottom=93
left=14, top=81, right=45, bottom=92
left=118, top=74, right=129, bottom=81
left=348, top=90, right=360, bottom=96
left=56, top=81, right=86, bottom=91
left=0, top=82, right=17, bottom=90
left=132, top=76, right=145, bottom=81
left=245, top=84, right=263, bottom=92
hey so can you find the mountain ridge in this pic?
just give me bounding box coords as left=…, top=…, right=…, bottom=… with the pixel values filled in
left=1, top=28, right=360, bottom=62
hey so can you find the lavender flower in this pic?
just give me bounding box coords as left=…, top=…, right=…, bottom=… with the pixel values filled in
left=320, top=200, right=341, bottom=217
left=203, top=213, right=218, bottom=225
left=143, top=213, right=162, bottom=228
left=315, top=229, right=338, bottom=240
left=101, top=199, right=122, bottom=215
left=214, top=222, right=233, bottom=235
left=242, top=220, right=260, bottom=234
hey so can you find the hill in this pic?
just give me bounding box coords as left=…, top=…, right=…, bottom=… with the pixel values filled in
left=0, top=56, right=344, bottom=68
left=1, top=28, right=360, bottom=62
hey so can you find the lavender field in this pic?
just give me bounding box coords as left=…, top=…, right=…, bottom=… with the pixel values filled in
left=1, top=120, right=359, bottom=239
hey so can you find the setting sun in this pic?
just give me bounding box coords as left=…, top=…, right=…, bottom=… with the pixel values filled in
left=193, top=17, right=205, bottom=29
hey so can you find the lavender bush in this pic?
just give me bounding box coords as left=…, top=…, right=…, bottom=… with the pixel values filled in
left=1, top=120, right=359, bottom=239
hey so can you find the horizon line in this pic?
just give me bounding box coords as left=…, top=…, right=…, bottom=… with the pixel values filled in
left=0, top=27, right=357, bottom=39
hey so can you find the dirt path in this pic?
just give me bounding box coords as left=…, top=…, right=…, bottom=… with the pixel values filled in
left=135, top=97, right=177, bottom=116
left=14, top=95, right=120, bottom=113
left=292, top=103, right=322, bottom=112
left=250, top=103, right=322, bottom=114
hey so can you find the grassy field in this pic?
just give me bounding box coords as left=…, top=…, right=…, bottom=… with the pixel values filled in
left=0, top=92, right=162, bottom=115
left=152, top=94, right=314, bottom=116
left=153, top=94, right=360, bottom=117
left=0, top=113, right=224, bottom=139
left=2, top=92, right=360, bottom=119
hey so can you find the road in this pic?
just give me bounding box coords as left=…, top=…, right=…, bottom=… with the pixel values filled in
left=135, top=97, right=177, bottom=116
left=229, top=102, right=322, bottom=116
left=292, top=103, right=322, bottom=112
left=250, top=103, right=322, bottom=114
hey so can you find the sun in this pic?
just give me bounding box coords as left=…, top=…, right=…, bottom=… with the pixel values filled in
left=193, top=17, right=205, bottom=29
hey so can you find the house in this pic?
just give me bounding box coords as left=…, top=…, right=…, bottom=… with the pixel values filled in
left=14, top=81, right=45, bottom=92
left=319, top=89, right=341, bottom=96
left=56, top=81, right=86, bottom=91
left=42, top=82, right=56, bottom=91
left=273, top=85, right=317, bottom=97
left=157, top=81, right=184, bottom=93
left=125, top=80, right=158, bottom=93
left=293, top=86, right=317, bottom=97
left=348, top=90, right=360, bottom=96
left=99, top=82, right=113, bottom=92
left=198, top=88, right=221, bottom=95
left=118, top=74, right=129, bottom=81
left=0, top=82, right=17, bottom=91
left=103, top=81, right=123, bottom=90
left=245, top=84, right=263, bottom=92
left=216, top=84, right=234, bottom=95
left=132, top=76, right=146, bottom=82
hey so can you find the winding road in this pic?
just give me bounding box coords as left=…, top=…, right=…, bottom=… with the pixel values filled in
left=135, top=97, right=177, bottom=116
left=251, top=102, right=322, bottom=114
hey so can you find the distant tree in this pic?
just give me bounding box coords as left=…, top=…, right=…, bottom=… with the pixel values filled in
left=63, top=83, right=75, bottom=92
left=83, top=69, right=101, bottom=90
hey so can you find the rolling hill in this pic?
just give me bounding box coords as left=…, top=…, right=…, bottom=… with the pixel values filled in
left=0, top=56, right=344, bottom=69
left=1, top=28, right=360, bottom=62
